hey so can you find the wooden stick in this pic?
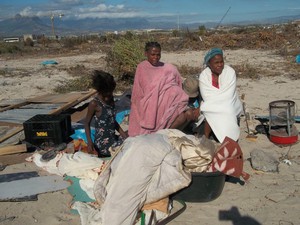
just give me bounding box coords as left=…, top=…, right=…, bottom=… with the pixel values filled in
left=0, top=127, right=24, bottom=143
left=0, top=144, right=27, bottom=156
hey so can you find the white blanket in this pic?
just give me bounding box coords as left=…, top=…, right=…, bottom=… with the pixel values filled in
left=26, top=151, right=104, bottom=199
left=199, top=65, right=243, bottom=142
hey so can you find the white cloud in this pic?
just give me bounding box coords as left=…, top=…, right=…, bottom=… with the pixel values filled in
left=60, top=0, right=81, bottom=3
left=78, top=4, right=125, bottom=13
left=19, top=7, right=34, bottom=17
left=52, top=0, right=82, bottom=5
left=73, top=3, right=142, bottom=19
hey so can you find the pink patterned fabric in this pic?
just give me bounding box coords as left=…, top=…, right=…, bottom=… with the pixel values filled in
left=128, top=60, right=189, bottom=137
left=208, top=136, right=250, bottom=181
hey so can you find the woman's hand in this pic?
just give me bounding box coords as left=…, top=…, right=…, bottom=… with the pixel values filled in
left=119, top=129, right=129, bottom=139
left=193, top=107, right=200, bottom=120
left=87, top=142, right=95, bottom=154
left=185, top=108, right=195, bottom=121
left=185, top=107, right=200, bottom=122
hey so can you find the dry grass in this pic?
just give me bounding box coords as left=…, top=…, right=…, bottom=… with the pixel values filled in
left=177, top=65, right=200, bottom=78
left=233, top=63, right=261, bottom=80
left=54, top=75, right=92, bottom=93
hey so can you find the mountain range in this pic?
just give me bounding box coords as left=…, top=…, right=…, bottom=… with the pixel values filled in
left=1, top=14, right=300, bottom=37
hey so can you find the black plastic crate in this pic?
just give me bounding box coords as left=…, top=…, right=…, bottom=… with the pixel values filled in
left=23, top=114, right=74, bottom=146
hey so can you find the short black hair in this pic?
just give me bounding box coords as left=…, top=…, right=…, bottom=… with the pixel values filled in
left=145, top=41, right=161, bottom=52
left=91, top=70, right=116, bottom=93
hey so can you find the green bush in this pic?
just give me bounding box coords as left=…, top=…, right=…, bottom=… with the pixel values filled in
left=105, top=36, right=145, bottom=82
left=198, top=25, right=206, bottom=36
left=0, top=43, right=21, bottom=54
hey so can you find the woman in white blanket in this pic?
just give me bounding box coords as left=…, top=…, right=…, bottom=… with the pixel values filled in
left=199, top=48, right=243, bottom=143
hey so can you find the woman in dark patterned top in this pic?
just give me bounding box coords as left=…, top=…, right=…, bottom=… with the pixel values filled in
left=84, top=70, right=128, bottom=157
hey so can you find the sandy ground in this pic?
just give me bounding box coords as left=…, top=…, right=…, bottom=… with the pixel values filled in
left=0, top=49, right=300, bottom=225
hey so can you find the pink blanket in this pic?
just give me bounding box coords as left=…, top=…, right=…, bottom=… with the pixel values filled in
left=128, top=61, right=189, bottom=137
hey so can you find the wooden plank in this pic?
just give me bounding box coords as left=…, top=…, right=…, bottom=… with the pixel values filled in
left=0, top=101, right=29, bottom=113
left=0, top=121, right=22, bottom=127
left=0, top=152, right=32, bottom=165
left=0, top=127, right=23, bottom=143
left=29, top=91, right=94, bottom=103
left=50, top=90, right=96, bottom=115
left=0, top=90, right=96, bottom=145
left=0, top=108, right=52, bottom=124
left=0, top=99, right=26, bottom=108
left=71, top=107, right=88, bottom=123
left=0, top=144, right=27, bottom=156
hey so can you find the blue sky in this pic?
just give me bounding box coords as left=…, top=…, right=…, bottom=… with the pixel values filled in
left=1, top=0, right=300, bottom=24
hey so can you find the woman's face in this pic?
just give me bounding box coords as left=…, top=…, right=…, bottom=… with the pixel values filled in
left=145, top=47, right=161, bottom=66
left=208, top=54, right=224, bottom=75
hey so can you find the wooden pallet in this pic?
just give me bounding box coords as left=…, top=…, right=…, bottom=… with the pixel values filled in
left=0, top=90, right=96, bottom=155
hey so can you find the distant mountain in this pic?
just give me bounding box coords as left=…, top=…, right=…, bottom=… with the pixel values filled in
left=0, top=14, right=51, bottom=37
left=0, top=14, right=176, bottom=37
left=1, top=14, right=300, bottom=37
left=39, top=17, right=177, bottom=34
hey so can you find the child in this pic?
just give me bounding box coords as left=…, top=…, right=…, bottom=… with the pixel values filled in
left=182, top=77, right=203, bottom=134
left=84, top=70, right=128, bottom=157
left=182, top=76, right=201, bottom=109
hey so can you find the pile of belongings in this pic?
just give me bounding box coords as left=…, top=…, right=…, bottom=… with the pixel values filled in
left=29, top=129, right=249, bottom=225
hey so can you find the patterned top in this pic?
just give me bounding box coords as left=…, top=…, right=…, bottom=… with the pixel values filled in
left=93, top=97, right=123, bottom=157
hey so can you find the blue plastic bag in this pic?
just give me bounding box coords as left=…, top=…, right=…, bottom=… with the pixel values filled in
left=296, top=54, right=300, bottom=64
left=70, top=128, right=95, bottom=143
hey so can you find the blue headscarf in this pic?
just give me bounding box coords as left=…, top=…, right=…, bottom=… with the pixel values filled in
left=204, top=48, right=223, bottom=66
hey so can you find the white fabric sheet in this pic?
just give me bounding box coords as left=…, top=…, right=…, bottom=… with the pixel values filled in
left=199, top=65, right=243, bottom=142
left=26, top=151, right=103, bottom=199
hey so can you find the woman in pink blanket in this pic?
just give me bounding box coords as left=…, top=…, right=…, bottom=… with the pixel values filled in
left=128, top=42, right=199, bottom=137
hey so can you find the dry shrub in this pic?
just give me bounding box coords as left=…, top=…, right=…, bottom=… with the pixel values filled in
left=53, top=64, right=93, bottom=93
left=54, top=75, right=92, bottom=93
left=233, top=63, right=260, bottom=79
left=115, top=80, right=133, bottom=93
left=258, top=31, right=273, bottom=42
left=177, top=64, right=200, bottom=78
left=277, top=46, right=289, bottom=57
left=24, top=37, right=34, bottom=47
left=0, top=69, right=5, bottom=76
left=61, top=37, right=88, bottom=49
left=67, top=64, right=89, bottom=77
left=37, top=36, right=50, bottom=47
left=283, top=60, right=300, bottom=80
